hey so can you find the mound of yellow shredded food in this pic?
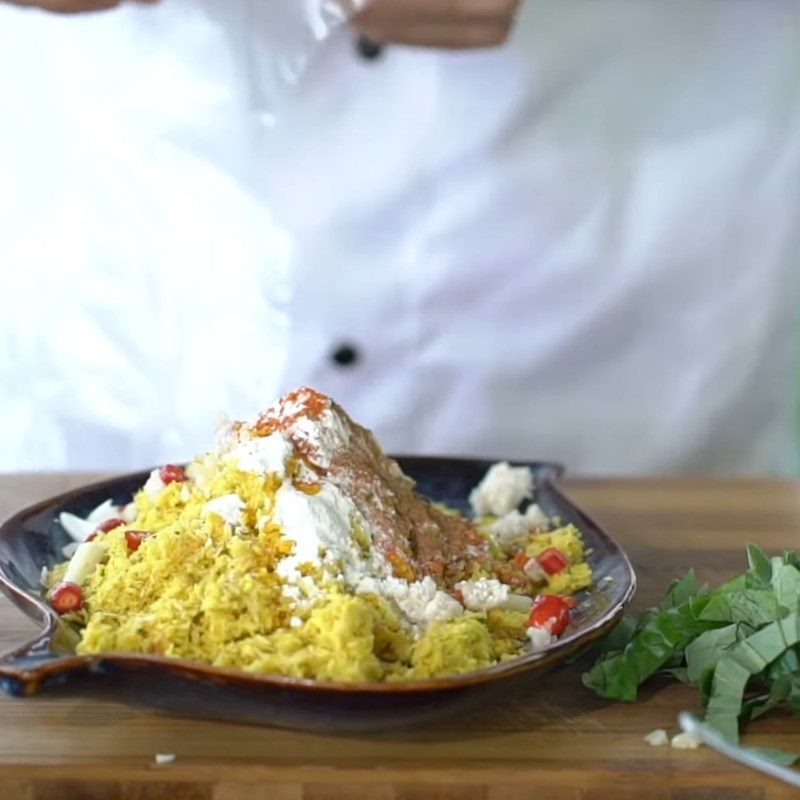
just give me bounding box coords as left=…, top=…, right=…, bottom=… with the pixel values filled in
left=49, top=387, right=593, bottom=682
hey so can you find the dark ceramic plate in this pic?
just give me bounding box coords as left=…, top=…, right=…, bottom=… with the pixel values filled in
left=0, top=458, right=635, bottom=732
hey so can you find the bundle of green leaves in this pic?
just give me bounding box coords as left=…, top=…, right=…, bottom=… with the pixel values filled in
left=583, top=545, right=800, bottom=764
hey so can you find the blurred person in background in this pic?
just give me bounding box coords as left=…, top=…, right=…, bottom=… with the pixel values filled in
left=1, top=0, right=799, bottom=475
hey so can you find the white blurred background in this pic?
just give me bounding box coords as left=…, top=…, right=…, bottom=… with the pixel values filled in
left=1, top=0, right=799, bottom=475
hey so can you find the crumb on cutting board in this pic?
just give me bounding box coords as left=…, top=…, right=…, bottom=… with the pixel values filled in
left=671, top=731, right=701, bottom=750
left=643, top=729, right=669, bottom=746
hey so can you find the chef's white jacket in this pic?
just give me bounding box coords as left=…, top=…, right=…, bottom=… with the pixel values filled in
left=1, top=0, right=799, bottom=475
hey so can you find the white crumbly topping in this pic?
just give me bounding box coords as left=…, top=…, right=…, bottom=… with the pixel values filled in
left=455, top=578, right=510, bottom=611
left=282, top=583, right=301, bottom=600
left=355, top=576, right=381, bottom=596
left=671, top=731, right=702, bottom=750
left=358, top=576, right=463, bottom=625
left=527, top=626, right=555, bottom=652
left=143, top=469, right=166, bottom=500
left=203, top=493, right=245, bottom=527
left=213, top=417, right=241, bottom=447
left=64, top=541, right=108, bottom=586
left=423, top=590, right=465, bottom=622
left=469, top=462, right=534, bottom=517
left=154, top=753, right=176, bottom=765
left=490, top=511, right=528, bottom=547
left=186, top=454, right=218, bottom=489
left=280, top=574, right=321, bottom=604
left=525, top=503, right=549, bottom=529
left=644, top=729, right=669, bottom=746
left=245, top=392, right=352, bottom=469
left=273, top=482, right=383, bottom=589
left=291, top=407, right=351, bottom=468
left=491, top=504, right=549, bottom=549
left=224, top=432, right=294, bottom=478
left=121, top=503, right=137, bottom=523
left=522, top=557, right=548, bottom=582
left=40, top=566, right=49, bottom=587
left=273, top=483, right=349, bottom=577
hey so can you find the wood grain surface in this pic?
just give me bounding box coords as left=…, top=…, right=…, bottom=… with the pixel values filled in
left=1, top=472, right=799, bottom=800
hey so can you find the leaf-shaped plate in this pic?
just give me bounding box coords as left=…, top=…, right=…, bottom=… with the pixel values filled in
left=0, top=458, right=635, bottom=732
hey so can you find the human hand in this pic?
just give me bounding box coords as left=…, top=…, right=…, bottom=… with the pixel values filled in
left=352, top=0, right=521, bottom=49
left=3, top=0, right=157, bottom=13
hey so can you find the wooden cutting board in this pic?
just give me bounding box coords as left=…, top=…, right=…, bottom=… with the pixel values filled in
left=1, top=473, right=799, bottom=800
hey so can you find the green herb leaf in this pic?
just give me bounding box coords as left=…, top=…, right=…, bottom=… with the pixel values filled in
left=783, top=550, right=800, bottom=570
left=749, top=674, right=794, bottom=720
left=698, top=589, right=783, bottom=628
left=597, top=617, right=637, bottom=656
left=747, top=543, right=773, bottom=585
left=766, top=647, right=800, bottom=682
left=582, top=595, right=723, bottom=701
left=685, top=624, right=740, bottom=685
left=596, top=572, right=705, bottom=661
left=704, top=657, right=752, bottom=742
left=660, top=570, right=701, bottom=609
left=704, top=612, right=800, bottom=743
left=584, top=545, right=800, bottom=750
left=662, top=666, right=689, bottom=683
left=771, top=560, right=800, bottom=612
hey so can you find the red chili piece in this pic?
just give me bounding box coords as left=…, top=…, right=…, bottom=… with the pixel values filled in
left=527, top=594, right=571, bottom=637
left=536, top=547, right=570, bottom=575
left=125, top=530, right=152, bottom=552
left=96, top=517, right=126, bottom=533
left=51, top=582, right=85, bottom=615
left=159, top=464, right=187, bottom=485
